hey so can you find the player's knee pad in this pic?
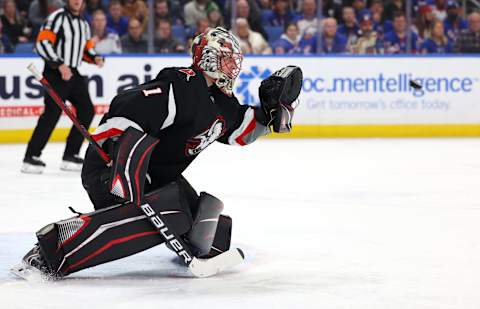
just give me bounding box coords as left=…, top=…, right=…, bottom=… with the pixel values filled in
left=36, top=182, right=193, bottom=277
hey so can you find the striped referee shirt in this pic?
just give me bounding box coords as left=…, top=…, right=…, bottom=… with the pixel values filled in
left=36, top=7, right=97, bottom=69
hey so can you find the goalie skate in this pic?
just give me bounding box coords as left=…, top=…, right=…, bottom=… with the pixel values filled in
left=10, top=245, right=56, bottom=282
left=10, top=262, right=53, bottom=282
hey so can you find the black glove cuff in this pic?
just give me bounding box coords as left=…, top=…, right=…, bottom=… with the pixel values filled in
left=254, top=107, right=273, bottom=127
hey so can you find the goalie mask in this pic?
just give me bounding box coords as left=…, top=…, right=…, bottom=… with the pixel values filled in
left=191, top=27, right=243, bottom=96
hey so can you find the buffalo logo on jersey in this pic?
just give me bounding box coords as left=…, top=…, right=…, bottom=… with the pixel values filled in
left=185, top=117, right=226, bottom=156
left=179, top=68, right=196, bottom=82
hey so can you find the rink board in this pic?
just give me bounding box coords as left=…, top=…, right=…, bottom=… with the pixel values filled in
left=1, top=55, right=480, bottom=142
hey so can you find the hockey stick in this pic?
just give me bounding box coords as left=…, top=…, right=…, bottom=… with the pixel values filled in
left=27, top=63, right=112, bottom=165
left=28, top=64, right=244, bottom=277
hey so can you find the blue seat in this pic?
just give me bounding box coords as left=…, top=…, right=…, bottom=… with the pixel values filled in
left=171, top=25, right=187, bottom=44
left=261, top=10, right=273, bottom=25
left=14, top=43, right=35, bottom=54
left=264, top=26, right=283, bottom=44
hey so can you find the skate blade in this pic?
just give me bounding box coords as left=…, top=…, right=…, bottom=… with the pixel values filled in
left=60, top=161, right=82, bottom=172
left=10, top=262, right=53, bottom=282
left=21, top=163, right=45, bottom=174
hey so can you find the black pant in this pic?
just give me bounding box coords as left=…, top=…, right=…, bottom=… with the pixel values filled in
left=25, top=65, right=94, bottom=158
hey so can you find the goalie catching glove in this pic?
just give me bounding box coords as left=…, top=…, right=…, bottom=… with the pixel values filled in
left=256, top=65, right=303, bottom=133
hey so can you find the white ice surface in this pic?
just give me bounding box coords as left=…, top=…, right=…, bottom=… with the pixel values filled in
left=1, top=139, right=480, bottom=309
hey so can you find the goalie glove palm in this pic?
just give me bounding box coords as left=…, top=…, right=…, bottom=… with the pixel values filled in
left=258, top=66, right=303, bottom=133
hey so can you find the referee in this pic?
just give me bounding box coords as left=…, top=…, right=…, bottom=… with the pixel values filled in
left=22, top=0, right=104, bottom=174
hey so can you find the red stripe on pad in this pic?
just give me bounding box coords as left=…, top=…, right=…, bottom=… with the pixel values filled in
left=64, top=231, right=160, bottom=272
left=134, top=140, right=159, bottom=206
left=92, top=128, right=124, bottom=142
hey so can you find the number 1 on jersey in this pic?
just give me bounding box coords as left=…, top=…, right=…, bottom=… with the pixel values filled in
left=142, top=87, right=162, bottom=97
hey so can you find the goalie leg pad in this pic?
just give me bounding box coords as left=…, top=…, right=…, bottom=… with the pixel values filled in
left=36, top=182, right=192, bottom=277
left=187, top=192, right=224, bottom=257
left=109, top=127, right=159, bottom=204
left=206, top=215, right=232, bottom=257
left=82, top=127, right=159, bottom=210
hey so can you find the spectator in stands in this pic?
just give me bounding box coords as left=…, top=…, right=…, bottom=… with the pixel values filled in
left=153, top=0, right=173, bottom=24
left=384, top=0, right=405, bottom=21
left=420, top=19, right=453, bottom=53
left=352, top=0, right=366, bottom=18
left=13, top=0, right=29, bottom=18
left=133, top=0, right=148, bottom=32
left=338, top=6, right=360, bottom=48
left=121, top=0, right=136, bottom=18
left=297, top=26, right=315, bottom=54
left=154, top=0, right=183, bottom=26
left=154, top=0, right=168, bottom=23
left=258, top=0, right=271, bottom=11
left=120, top=0, right=147, bottom=31
left=273, top=22, right=301, bottom=54
left=384, top=11, right=419, bottom=53
left=166, top=0, right=184, bottom=24
left=107, top=0, right=129, bottom=37
left=443, top=0, right=467, bottom=42
left=184, top=0, right=219, bottom=28
left=234, top=17, right=271, bottom=54
left=120, top=17, right=147, bottom=53
left=265, top=0, right=296, bottom=27
left=351, top=10, right=380, bottom=54
left=28, top=0, right=63, bottom=33
left=454, top=12, right=480, bottom=53
left=0, top=0, right=31, bottom=45
left=322, top=0, right=343, bottom=21
left=91, top=9, right=122, bottom=54
left=84, top=0, right=106, bottom=22
left=207, top=5, right=224, bottom=28
left=320, top=17, right=347, bottom=53
left=234, top=0, right=267, bottom=40
left=432, top=0, right=447, bottom=21
left=186, top=17, right=209, bottom=50
left=225, top=0, right=262, bottom=24
left=0, top=17, right=14, bottom=53
left=370, top=0, right=393, bottom=39
left=154, top=18, right=184, bottom=53
left=300, top=17, right=347, bottom=54
left=297, top=0, right=318, bottom=37
left=413, top=1, right=435, bottom=39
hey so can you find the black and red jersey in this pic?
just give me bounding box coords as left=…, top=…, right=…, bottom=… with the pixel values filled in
left=83, top=66, right=269, bottom=189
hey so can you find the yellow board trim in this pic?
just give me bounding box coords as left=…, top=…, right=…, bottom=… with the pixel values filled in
left=0, top=128, right=94, bottom=143
left=1, top=124, right=480, bottom=143
left=276, top=124, right=480, bottom=138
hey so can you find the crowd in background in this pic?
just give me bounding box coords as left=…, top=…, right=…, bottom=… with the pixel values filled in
left=1, top=0, right=480, bottom=55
